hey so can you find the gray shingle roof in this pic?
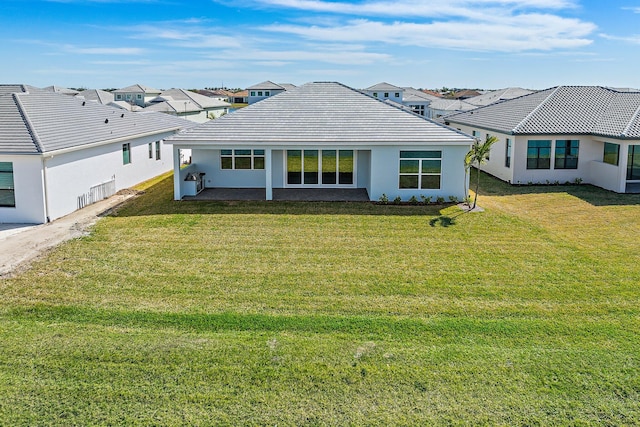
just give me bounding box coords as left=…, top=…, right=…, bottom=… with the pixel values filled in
left=113, top=84, right=161, bottom=94
left=247, top=81, right=286, bottom=91
left=466, top=87, right=534, bottom=107
left=428, top=98, right=477, bottom=112
left=153, top=89, right=230, bottom=109
left=167, top=82, right=473, bottom=146
left=0, top=86, right=191, bottom=154
left=76, top=89, right=115, bottom=105
left=447, top=86, right=640, bottom=139
left=402, top=87, right=439, bottom=103
left=365, top=82, right=403, bottom=92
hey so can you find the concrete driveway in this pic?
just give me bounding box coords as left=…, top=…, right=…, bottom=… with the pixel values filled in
left=0, top=194, right=133, bottom=277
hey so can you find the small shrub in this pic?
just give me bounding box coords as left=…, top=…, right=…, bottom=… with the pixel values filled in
left=408, top=195, right=419, bottom=205
left=574, top=177, right=583, bottom=185
left=436, top=196, right=445, bottom=204
left=393, top=196, right=402, bottom=205
left=378, top=193, right=389, bottom=204
left=448, top=196, right=458, bottom=203
left=420, top=195, right=432, bottom=204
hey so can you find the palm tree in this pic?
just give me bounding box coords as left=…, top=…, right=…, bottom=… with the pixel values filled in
left=465, top=135, right=498, bottom=209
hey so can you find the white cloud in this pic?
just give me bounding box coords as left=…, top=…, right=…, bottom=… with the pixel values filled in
left=264, top=14, right=595, bottom=52
left=600, top=33, right=640, bottom=44
left=238, top=45, right=392, bottom=65
left=622, top=7, right=640, bottom=13
left=251, top=0, right=579, bottom=20
left=65, top=46, right=145, bottom=55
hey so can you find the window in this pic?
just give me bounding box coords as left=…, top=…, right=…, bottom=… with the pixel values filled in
left=472, top=130, right=479, bottom=138
left=155, top=141, right=161, bottom=160
left=123, top=143, right=131, bottom=165
left=505, top=138, right=512, bottom=168
left=395, top=92, right=400, bottom=98
left=399, top=151, right=442, bottom=189
left=286, top=150, right=353, bottom=185
left=603, top=142, right=620, bottom=166
left=137, top=94, right=142, bottom=100
left=265, top=91, right=270, bottom=96
left=0, top=162, right=15, bottom=207
left=250, top=91, right=256, bottom=96
left=628, top=145, right=640, bottom=180
left=257, top=91, right=263, bottom=96
left=148, top=142, right=153, bottom=159
left=220, top=149, right=265, bottom=170
left=126, top=94, right=131, bottom=100
left=527, top=140, right=551, bottom=169
left=116, top=94, right=122, bottom=100
left=373, top=92, right=378, bottom=98
left=555, top=140, right=579, bottom=169
left=384, top=92, right=389, bottom=98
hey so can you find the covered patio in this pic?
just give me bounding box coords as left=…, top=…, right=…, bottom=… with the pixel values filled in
left=182, top=188, right=370, bottom=202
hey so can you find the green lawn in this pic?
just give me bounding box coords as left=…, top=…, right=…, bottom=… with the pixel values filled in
left=1, top=174, right=640, bottom=425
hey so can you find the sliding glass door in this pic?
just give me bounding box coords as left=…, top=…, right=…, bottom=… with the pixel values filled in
left=627, top=145, right=640, bottom=181
left=287, top=149, right=354, bottom=186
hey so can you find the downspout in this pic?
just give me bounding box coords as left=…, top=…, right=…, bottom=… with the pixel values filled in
left=41, top=156, right=51, bottom=223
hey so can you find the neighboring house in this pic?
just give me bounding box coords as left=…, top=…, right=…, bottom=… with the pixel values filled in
left=112, top=84, right=162, bottom=107
left=196, top=89, right=230, bottom=102
left=144, top=89, right=230, bottom=123
left=446, top=86, right=640, bottom=193
left=422, top=89, right=443, bottom=98
left=363, top=82, right=404, bottom=104
left=402, top=87, right=441, bottom=116
left=166, top=82, right=474, bottom=202
left=464, top=87, right=534, bottom=107
left=247, top=81, right=291, bottom=104
left=43, top=85, right=79, bottom=96
left=427, top=98, right=477, bottom=120
left=75, top=89, right=115, bottom=105
left=452, top=89, right=482, bottom=99
left=0, top=85, right=193, bottom=224
left=230, top=90, right=248, bottom=104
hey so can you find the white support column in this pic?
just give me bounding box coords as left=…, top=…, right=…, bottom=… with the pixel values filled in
left=173, top=146, right=182, bottom=200
left=265, top=148, right=273, bottom=200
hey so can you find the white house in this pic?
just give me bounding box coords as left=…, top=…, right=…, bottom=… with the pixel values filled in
left=446, top=86, right=640, bottom=193
left=0, top=85, right=195, bottom=224
left=426, top=88, right=533, bottom=120
left=247, top=81, right=292, bottom=104
left=144, top=89, right=230, bottom=123
left=166, top=82, right=474, bottom=202
left=112, top=84, right=161, bottom=107
left=363, top=82, right=404, bottom=104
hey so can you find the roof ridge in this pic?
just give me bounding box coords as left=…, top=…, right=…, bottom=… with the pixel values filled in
left=13, top=92, right=44, bottom=153
left=513, top=86, right=560, bottom=133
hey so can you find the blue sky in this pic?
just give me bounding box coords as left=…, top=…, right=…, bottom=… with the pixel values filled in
left=0, top=0, right=639, bottom=90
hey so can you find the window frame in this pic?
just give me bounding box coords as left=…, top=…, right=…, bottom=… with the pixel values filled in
left=554, top=139, right=579, bottom=169
left=0, top=162, right=15, bottom=208
left=603, top=142, right=620, bottom=166
left=505, top=138, right=512, bottom=168
left=148, top=142, right=153, bottom=159
left=155, top=141, right=161, bottom=160
left=527, top=140, right=552, bottom=170
left=398, top=150, right=442, bottom=190
left=122, top=143, right=131, bottom=165
left=220, top=149, right=265, bottom=170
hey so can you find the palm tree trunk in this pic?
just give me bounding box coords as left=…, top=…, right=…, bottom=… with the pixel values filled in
left=472, top=166, right=480, bottom=209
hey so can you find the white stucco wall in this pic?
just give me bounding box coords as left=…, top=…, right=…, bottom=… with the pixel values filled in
left=451, top=123, right=632, bottom=192
left=0, top=155, right=46, bottom=224
left=41, top=132, right=175, bottom=222
left=369, top=145, right=469, bottom=201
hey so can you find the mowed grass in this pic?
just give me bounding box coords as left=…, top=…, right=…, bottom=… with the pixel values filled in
left=1, top=173, right=640, bottom=426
